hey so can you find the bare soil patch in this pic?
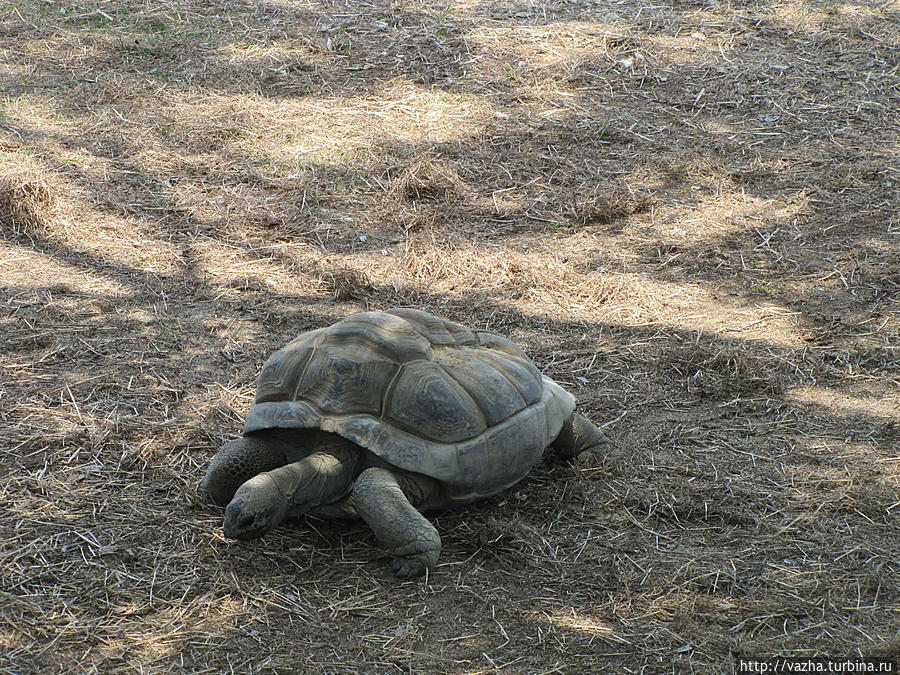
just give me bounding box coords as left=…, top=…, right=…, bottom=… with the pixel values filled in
left=1, top=0, right=898, bottom=672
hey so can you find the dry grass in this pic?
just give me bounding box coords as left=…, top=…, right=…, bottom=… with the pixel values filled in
left=1, top=0, right=899, bottom=672
left=0, top=160, right=58, bottom=237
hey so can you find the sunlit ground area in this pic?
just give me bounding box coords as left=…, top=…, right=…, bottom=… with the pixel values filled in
left=1, top=0, right=898, bottom=672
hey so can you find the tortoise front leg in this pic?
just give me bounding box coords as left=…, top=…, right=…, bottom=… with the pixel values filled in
left=553, top=412, right=611, bottom=469
left=224, top=446, right=360, bottom=540
left=352, top=467, right=444, bottom=578
left=203, top=435, right=290, bottom=506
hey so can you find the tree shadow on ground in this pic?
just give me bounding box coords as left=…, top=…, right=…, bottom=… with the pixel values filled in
left=3, top=262, right=897, bottom=671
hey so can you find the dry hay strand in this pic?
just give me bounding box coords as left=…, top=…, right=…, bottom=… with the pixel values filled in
left=324, top=266, right=379, bottom=302
left=371, top=155, right=472, bottom=230
left=627, top=154, right=736, bottom=195
left=0, top=161, right=59, bottom=237
left=389, top=155, right=470, bottom=203
left=319, top=259, right=426, bottom=307
left=665, top=338, right=785, bottom=400
left=172, top=173, right=323, bottom=243
left=863, top=634, right=900, bottom=660
left=569, top=179, right=651, bottom=227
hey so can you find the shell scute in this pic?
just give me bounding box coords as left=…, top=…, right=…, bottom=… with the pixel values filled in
left=326, top=312, right=432, bottom=363
left=486, top=407, right=538, bottom=481
left=436, top=349, right=527, bottom=427
left=386, top=360, right=487, bottom=442
left=467, top=349, right=542, bottom=405
left=474, top=331, right=528, bottom=358
left=292, top=350, right=397, bottom=417
left=388, top=308, right=477, bottom=347
left=455, top=436, right=489, bottom=490
left=254, top=339, right=316, bottom=404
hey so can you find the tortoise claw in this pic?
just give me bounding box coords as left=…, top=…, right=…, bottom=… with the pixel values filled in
left=574, top=447, right=612, bottom=472
left=391, top=554, right=434, bottom=578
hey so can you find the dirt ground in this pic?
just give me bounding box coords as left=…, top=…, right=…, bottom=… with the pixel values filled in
left=1, top=0, right=898, bottom=672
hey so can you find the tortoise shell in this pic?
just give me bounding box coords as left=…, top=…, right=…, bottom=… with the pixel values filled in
left=243, top=309, right=575, bottom=501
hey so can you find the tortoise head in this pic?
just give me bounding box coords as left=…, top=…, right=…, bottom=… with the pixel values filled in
left=223, top=473, right=289, bottom=540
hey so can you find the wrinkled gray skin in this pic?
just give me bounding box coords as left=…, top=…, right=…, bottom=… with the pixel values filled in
left=203, top=414, right=609, bottom=578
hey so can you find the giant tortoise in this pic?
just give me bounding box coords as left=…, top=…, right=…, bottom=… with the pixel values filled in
left=203, top=308, right=610, bottom=577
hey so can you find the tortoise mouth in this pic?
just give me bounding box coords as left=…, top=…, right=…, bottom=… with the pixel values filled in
left=223, top=521, right=268, bottom=540
left=223, top=501, right=273, bottom=540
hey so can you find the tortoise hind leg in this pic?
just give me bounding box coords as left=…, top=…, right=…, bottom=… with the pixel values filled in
left=352, top=467, right=444, bottom=578
left=552, top=412, right=611, bottom=469
left=202, top=435, right=290, bottom=506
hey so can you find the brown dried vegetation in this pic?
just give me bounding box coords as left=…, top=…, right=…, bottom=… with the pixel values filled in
left=1, top=0, right=898, bottom=673
left=0, top=162, right=58, bottom=237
